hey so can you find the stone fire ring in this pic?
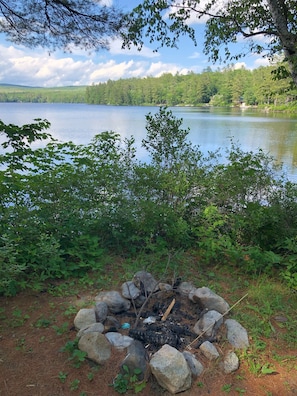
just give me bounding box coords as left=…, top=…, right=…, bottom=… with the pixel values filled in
left=74, top=271, right=249, bottom=394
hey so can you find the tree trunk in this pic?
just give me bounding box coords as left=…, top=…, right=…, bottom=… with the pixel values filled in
left=267, top=0, right=297, bottom=86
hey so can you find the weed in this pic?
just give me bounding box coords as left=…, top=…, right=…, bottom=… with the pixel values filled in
left=70, top=379, right=80, bottom=391
left=34, top=317, right=52, bottom=328
left=222, top=383, right=232, bottom=393
left=197, top=381, right=204, bottom=388
left=112, top=365, right=146, bottom=394
left=58, top=371, right=68, bottom=383
left=61, top=339, right=87, bottom=368
left=52, top=322, right=69, bottom=335
left=11, top=308, right=30, bottom=327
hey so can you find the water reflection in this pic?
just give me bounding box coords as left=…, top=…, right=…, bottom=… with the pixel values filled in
left=1, top=103, right=297, bottom=181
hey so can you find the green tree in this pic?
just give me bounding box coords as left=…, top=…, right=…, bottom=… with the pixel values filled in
left=0, top=0, right=126, bottom=51
left=123, top=0, right=297, bottom=86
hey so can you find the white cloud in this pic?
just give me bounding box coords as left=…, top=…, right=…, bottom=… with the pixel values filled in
left=0, top=43, right=191, bottom=86
left=189, top=51, right=201, bottom=59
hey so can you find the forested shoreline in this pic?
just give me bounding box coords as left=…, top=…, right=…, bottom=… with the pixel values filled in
left=1, top=65, right=297, bottom=111
left=86, top=65, right=297, bottom=110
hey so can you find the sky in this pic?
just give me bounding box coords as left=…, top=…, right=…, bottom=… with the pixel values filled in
left=0, top=1, right=270, bottom=88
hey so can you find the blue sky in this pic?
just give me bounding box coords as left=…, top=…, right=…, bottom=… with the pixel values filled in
left=0, top=0, right=270, bottom=87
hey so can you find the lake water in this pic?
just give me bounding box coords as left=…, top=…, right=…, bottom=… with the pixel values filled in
left=1, top=102, right=297, bottom=182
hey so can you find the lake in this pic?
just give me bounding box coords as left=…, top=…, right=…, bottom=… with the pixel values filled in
left=1, top=102, right=297, bottom=182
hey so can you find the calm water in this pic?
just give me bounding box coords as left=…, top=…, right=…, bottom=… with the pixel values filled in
left=1, top=102, right=297, bottom=181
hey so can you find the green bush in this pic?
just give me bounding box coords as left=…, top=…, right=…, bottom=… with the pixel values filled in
left=1, top=109, right=297, bottom=293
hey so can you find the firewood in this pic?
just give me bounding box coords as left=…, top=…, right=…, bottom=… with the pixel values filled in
left=161, top=298, right=175, bottom=322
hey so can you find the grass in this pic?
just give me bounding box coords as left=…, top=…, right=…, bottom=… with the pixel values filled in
left=1, top=251, right=296, bottom=395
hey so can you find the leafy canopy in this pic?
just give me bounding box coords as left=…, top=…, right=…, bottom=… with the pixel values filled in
left=123, top=0, right=297, bottom=86
left=0, top=0, right=126, bottom=51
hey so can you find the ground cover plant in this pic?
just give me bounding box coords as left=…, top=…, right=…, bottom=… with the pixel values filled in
left=0, top=257, right=296, bottom=395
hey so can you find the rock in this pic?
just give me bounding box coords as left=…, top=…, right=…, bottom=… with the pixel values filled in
left=189, top=287, right=230, bottom=314
left=159, top=282, right=173, bottom=292
left=105, top=332, right=134, bottom=350
left=121, top=281, right=141, bottom=300
left=95, top=301, right=108, bottom=322
left=104, top=316, right=121, bottom=332
left=183, top=351, right=204, bottom=377
left=223, top=351, right=239, bottom=373
left=121, top=340, right=150, bottom=381
left=193, top=310, right=223, bottom=337
left=74, top=308, right=96, bottom=330
left=177, top=282, right=196, bottom=297
left=150, top=344, right=192, bottom=394
left=199, top=341, right=220, bottom=360
left=77, top=322, right=104, bottom=338
left=133, top=271, right=159, bottom=295
left=78, top=333, right=111, bottom=364
left=133, top=294, right=146, bottom=308
left=95, top=291, right=131, bottom=314
left=224, top=319, right=249, bottom=349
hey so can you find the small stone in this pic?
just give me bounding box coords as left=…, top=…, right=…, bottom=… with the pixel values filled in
left=159, top=283, right=173, bottom=291
left=178, top=282, right=196, bottom=296
left=193, top=310, right=223, bottom=337
left=105, top=332, right=134, bottom=349
left=183, top=351, right=204, bottom=377
left=223, top=351, right=239, bottom=373
left=77, top=322, right=104, bottom=338
left=189, top=287, right=230, bottom=314
left=121, top=281, right=141, bottom=300
left=121, top=340, right=150, bottom=381
left=225, top=319, right=249, bottom=349
left=150, top=344, right=192, bottom=394
left=74, top=308, right=96, bottom=330
left=95, top=291, right=130, bottom=313
left=133, top=271, right=159, bottom=295
left=95, top=301, right=108, bottom=322
left=199, top=341, right=220, bottom=360
left=78, top=333, right=111, bottom=364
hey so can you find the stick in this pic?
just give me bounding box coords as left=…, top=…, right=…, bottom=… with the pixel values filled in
left=186, top=292, right=249, bottom=350
left=161, top=298, right=175, bottom=322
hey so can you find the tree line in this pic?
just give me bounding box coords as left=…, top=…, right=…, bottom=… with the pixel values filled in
left=86, top=66, right=297, bottom=109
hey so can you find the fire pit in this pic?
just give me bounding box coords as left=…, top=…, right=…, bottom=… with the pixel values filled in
left=74, top=271, right=249, bottom=394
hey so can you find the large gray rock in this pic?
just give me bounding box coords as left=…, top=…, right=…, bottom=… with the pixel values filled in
left=199, top=341, right=220, bottom=360
left=121, top=340, right=150, bottom=381
left=150, top=344, right=192, bottom=394
left=74, top=308, right=96, bottom=330
left=105, top=332, right=134, bottom=350
left=77, top=322, right=104, bottom=338
left=121, top=281, right=141, bottom=300
left=183, top=351, right=204, bottom=377
left=189, top=287, right=230, bottom=314
left=225, top=319, right=249, bottom=349
left=193, top=310, right=223, bottom=337
left=95, top=291, right=131, bottom=314
left=133, top=271, right=159, bottom=295
left=78, top=333, right=111, bottom=364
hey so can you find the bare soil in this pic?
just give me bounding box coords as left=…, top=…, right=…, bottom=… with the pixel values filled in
left=0, top=283, right=296, bottom=396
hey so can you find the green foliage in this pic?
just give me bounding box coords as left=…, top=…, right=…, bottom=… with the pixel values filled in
left=86, top=66, right=297, bottom=108
left=123, top=1, right=297, bottom=86
left=61, top=339, right=87, bottom=368
left=0, top=108, right=297, bottom=293
left=112, top=365, right=146, bottom=394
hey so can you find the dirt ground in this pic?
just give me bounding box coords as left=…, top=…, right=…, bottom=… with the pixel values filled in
left=0, top=286, right=297, bottom=396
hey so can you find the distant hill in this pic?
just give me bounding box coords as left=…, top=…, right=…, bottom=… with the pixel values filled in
left=0, top=84, right=87, bottom=103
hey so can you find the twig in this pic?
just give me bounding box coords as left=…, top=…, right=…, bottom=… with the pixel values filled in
left=186, top=292, right=249, bottom=350
left=133, top=252, right=174, bottom=329
left=161, top=298, right=175, bottom=322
